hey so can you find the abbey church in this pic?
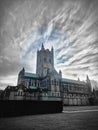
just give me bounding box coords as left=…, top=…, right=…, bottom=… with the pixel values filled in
left=16, top=44, right=92, bottom=105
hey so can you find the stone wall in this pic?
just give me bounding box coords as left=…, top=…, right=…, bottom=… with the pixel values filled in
left=63, top=97, right=89, bottom=106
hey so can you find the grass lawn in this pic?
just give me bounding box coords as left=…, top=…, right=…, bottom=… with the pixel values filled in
left=0, top=106, right=98, bottom=130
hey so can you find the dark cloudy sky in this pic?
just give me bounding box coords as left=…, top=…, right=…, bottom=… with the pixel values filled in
left=0, top=0, right=98, bottom=89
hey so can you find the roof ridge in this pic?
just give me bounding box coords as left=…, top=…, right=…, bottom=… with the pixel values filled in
left=62, top=78, right=85, bottom=84
left=24, top=72, right=39, bottom=78
left=25, top=72, right=36, bottom=74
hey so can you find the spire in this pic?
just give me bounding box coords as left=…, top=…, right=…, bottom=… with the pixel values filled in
left=59, top=70, right=62, bottom=78
left=78, top=77, right=80, bottom=81
left=86, top=75, right=92, bottom=92
left=51, top=46, right=54, bottom=52
left=86, top=75, right=89, bottom=81
left=22, top=67, right=25, bottom=72
left=41, top=43, right=44, bottom=50
left=19, top=67, right=25, bottom=76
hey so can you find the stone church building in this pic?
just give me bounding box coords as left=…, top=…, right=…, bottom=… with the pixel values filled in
left=17, top=44, right=92, bottom=105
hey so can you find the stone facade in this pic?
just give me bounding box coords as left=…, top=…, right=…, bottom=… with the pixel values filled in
left=16, top=44, right=92, bottom=105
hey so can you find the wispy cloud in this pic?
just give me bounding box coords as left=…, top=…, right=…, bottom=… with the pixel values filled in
left=0, top=0, right=98, bottom=89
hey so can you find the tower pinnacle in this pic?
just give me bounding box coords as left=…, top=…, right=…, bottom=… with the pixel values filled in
left=41, top=43, right=44, bottom=50
left=51, top=46, right=54, bottom=51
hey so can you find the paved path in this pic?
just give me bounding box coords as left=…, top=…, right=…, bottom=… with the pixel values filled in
left=63, top=109, right=98, bottom=113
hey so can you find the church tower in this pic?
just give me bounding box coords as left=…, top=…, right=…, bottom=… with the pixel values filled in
left=36, top=44, right=54, bottom=77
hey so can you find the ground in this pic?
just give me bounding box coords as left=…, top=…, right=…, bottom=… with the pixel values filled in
left=0, top=106, right=98, bottom=130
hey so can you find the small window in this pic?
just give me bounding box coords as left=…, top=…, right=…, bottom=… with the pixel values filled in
left=21, top=91, right=22, bottom=96
left=58, top=93, right=60, bottom=96
left=51, top=80, right=53, bottom=85
left=49, top=59, right=51, bottom=63
left=44, top=57, right=47, bottom=62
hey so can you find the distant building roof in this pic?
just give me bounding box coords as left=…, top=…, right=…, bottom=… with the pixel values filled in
left=28, top=86, right=48, bottom=91
left=29, top=86, right=38, bottom=90
left=62, top=78, right=85, bottom=85
left=24, top=72, right=39, bottom=78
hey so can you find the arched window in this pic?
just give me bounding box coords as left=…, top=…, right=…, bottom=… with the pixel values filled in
left=44, top=57, right=47, bottom=62
left=49, top=59, right=51, bottom=63
left=18, top=89, right=23, bottom=96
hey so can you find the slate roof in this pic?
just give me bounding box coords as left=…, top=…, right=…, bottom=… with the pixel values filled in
left=24, top=72, right=39, bottom=78
left=62, top=78, right=86, bottom=85
left=28, top=86, right=48, bottom=91
left=29, top=86, right=38, bottom=90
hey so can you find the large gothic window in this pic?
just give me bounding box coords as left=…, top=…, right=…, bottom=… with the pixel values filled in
left=44, top=57, right=47, bottom=62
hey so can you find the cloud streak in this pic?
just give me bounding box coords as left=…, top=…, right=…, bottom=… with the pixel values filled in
left=0, top=0, right=98, bottom=89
